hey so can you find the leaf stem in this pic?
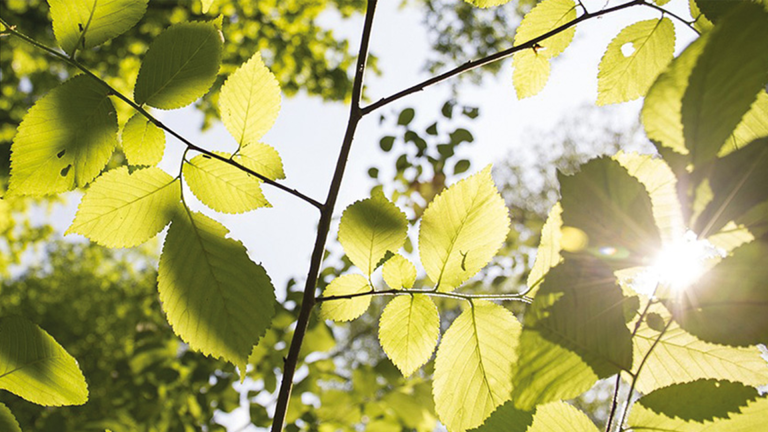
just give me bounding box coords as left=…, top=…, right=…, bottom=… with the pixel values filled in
left=643, top=1, right=701, bottom=35
left=269, top=0, right=378, bottom=430
left=315, top=287, right=532, bottom=304
left=0, top=16, right=323, bottom=210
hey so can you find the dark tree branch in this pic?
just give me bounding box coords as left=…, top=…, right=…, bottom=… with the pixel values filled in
left=315, top=287, right=533, bottom=304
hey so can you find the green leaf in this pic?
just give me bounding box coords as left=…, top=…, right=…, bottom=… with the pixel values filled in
left=454, top=159, right=471, bottom=175
left=48, top=0, right=148, bottom=55
left=694, top=139, right=768, bottom=237
left=642, top=34, right=710, bottom=156
left=234, top=142, right=285, bottom=181
left=0, top=402, right=21, bottom=432
left=320, top=274, right=371, bottom=322
left=9, top=75, right=117, bottom=196
left=721, top=91, right=768, bottom=157
left=597, top=18, right=675, bottom=105
left=397, top=108, right=415, bottom=126
left=512, top=257, right=633, bottom=410
left=469, top=400, right=533, bottom=432
left=633, top=305, right=768, bottom=394
left=433, top=301, right=521, bottom=432
left=67, top=167, right=180, bottom=248
left=527, top=203, right=563, bottom=294
left=158, top=210, right=275, bottom=373
left=527, top=401, right=599, bottom=432
left=689, top=0, right=715, bottom=33
left=628, top=380, right=768, bottom=431
left=669, top=240, right=768, bottom=347
left=461, top=0, right=512, bottom=8
left=378, top=295, right=439, bottom=377
left=0, top=316, right=88, bottom=406
left=338, top=193, right=408, bottom=277
left=382, top=254, right=417, bottom=289
left=558, top=157, right=661, bottom=269
left=682, top=4, right=768, bottom=166
left=419, top=166, right=510, bottom=292
left=219, top=53, right=281, bottom=147
left=512, top=49, right=551, bottom=99
left=134, top=21, right=222, bottom=110
left=121, top=113, right=165, bottom=166
left=201, top=0, right=215, bottom=13
left=513, top=0, right=577, bottom=57
left=183, top=152, right=270, bottom=214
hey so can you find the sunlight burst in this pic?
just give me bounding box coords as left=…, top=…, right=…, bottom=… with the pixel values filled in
left=649, top=231, right=724, bottom=294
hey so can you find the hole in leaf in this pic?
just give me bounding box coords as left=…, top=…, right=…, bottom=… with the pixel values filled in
left=60, top=165, right=72, bottom=177
left=621, top=43, right=635, bottom=57
left=57, top=149, right=66, bottom=158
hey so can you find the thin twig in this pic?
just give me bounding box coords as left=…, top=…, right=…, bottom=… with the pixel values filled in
left=269, top=0, right=379, bottom=430
left=643, top=1, right=700, bottom=35
left=315, top=287, right=533, bottom=304
left=0, top=16, right=323, bottom=210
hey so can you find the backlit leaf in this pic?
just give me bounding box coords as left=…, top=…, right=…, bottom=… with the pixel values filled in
left=201, top=0, right=215, bottom=13
left=320, top=274, right=371, bottom=322
left=0, top=316, right=88, bottom=406
left=0, top=402, right=21, bottom=432
left=513, top=0, right=577, bottom=57
left=382, top=254, right=417, bottom=289
left=682, top=4, right=768, bottom=166
left=121, top=113, right=165, bottom=166
left=720, top=91, right=768, bottom=157
left=512, top=257, right=633, bottom=410
left=527, top=203, right=563, bottom=294
left=158, top=210, right=275, bottom=373
left=220, top=53, right=281, bottom=147
left=134, top=21, right=222, bottom=110
left=48, top=0, right=148, bottom=55
left=628, top=380, right=768, bottom=431
left=462, top=0, right=513, bottom=9
left=597, top=18, right=675, bottom=105
left=433, top=301, right=520, bottom=432
left=379, top=295, right=439, bottom=377
left=9, top=75, right=117, bottom=196
left=338, top=193, right=407, bottom=276
left=559, top=157, right=661, bottom=269
left=512, top=50, right=551, bottom=99
left=469, top=400, right=533, bottom=432
left=669, top=240, right=768, bottom=347
left=419, top=166, right=510, bottom=292
left=67, top=167, right=179, bottom=248
left=183, top=152, right=269, bottom=214
left=234, top=142, right=285, bottom=180
left=526, top=402, right=599, bottom=432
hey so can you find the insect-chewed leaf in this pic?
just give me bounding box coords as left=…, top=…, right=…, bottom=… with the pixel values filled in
left=512, top=50, right=551, bottom=100
left=597, top=18, right=675, bottom=105
left=461, top=0, right=513, bottom=8
left=8, top=75, right=117, bottom=196
left=512, top=257, right=634, bottom=410
left=134, top=21, right=222, bottom=110
left=379, top=295, right=439, bottom=377
left=183, top=152, right=269, bottom=214
left=158, top=210, right=275, bottom=373
left=632, top=302, right=768, bottom=394
left=320, top=274, right=372, bottom=322
left=48, top=0, right=148, bottom=55
left=121, top=113, right=165, bottom=166
left=419, top=166, right=510, bottom=292
left=220, top=53, right=281, bottom=147
left=628, top=380, right=768, bottom=431
left=669, top=240, right=768, bottom=347
left=0, top=316, right=88, bottom=406
left=338, top=193, right=408, bottom=276
left=513, top=0, right=577, bottom=57
left=67, top=167, right=179, bottom=247
left=682, top=4, right=768, bottom=166
left=234, top=142, right=285, bottom=181
left=559, top=157, right=661, bottom=269
left=433, top=301, right=520, bottom=432
left=382, top=254, right=417, bottom=289
left=0, top=402, right=21, bottom=432
left=641, top=34, right=709, bottom=156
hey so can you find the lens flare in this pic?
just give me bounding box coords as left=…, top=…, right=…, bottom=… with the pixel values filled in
left=650, top=231, right=724, bottom=294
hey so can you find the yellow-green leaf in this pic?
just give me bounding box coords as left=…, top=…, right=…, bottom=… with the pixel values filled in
left=419, top=166, right=510, bottom=292
left=121, top=113, right=165, bottom=166
left=527, top=203, right=563, bottom=294
left=512, top=50, right=551, bottom=99
left=9, top=75, right=117, bottom=196
left=433, top=301, right=521, bottom=432
left=597, top=18, right=675, bottom=105
left=134, top=22, right=222, bottom=110
left=158, top=210, right=275, bottom=373
left=0, top=402, right=21, bottom=432
left=320, top=274, right=371, bottom=322
left=67, top=167, right=179, bottom=248
left=220, top=53, right=281, bottom=147
left=48, top=0, right=148, bottom=56
left=234, top=142, right=285, bottom=180
left=513, top=0, right=577, bottom=57
left=528, top=401, right=599, bottom=432
left=0, top=316, right=88, bottom=406
left=720, top=91, right=768, bottom=157
left=183, top=152, right=269, bottom=214
left=378, top=295, right=439, bottom=377
left=201, top=0, right=215, bottom=13
left=461, top=0, right=513, bottom=8
left=382, top=254, right=417, bottom=289
left=338, top=193, right=408, bottom=277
